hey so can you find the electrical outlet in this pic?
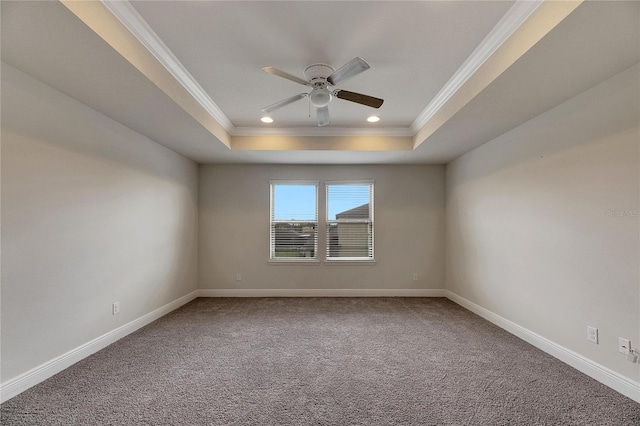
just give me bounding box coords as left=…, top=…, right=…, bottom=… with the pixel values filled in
left=413, top=273, right=419, bottom=281
left=112, top=302, right=120, bottom=315
left=236, top=273, right=242, bottom=282
left=587, top=326, right=598, bottom=344
left=619, top=338, right=630, bottom=355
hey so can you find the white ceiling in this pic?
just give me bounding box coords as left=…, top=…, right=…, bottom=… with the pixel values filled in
left=129, top=0, right=512, bottom=129
left=1, top=1, right=638, bottom=164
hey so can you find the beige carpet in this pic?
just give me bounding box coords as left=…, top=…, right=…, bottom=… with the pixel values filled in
left=2, top=297, right=639, bottom=425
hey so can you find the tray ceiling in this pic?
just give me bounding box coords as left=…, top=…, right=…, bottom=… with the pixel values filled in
left=1, top=1, right=638, bottom=163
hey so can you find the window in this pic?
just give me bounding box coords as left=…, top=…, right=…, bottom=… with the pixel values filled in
left=326, top=181, right=374, bottom=261
left=270, top=182, right=318, bottom=261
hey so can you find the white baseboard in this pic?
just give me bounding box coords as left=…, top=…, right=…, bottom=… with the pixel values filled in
left=444, top=290, right=640, bottom=403
left=6, top=289, right=635, bottom=404
left=0, top=290, right=199, bottom=403
left=197, top=288, right=447, bottom=298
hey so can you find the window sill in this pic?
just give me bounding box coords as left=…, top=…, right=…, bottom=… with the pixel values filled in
left=267, top=259, right=376, bottom=265
left=324, top=260, right=376, bottom=265
left=268, top=259, right=321, bottom=265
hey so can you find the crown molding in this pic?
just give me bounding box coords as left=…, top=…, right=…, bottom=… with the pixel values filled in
left=100, top=0, right=235, bottom=133
left=232, top=126, right=414, bottom=138
left=410, top=0, right=543, bottom=133
left=99, top=0, right=543, bottom=142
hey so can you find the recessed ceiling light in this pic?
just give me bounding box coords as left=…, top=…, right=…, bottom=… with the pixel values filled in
left=261, top=116, right=274, bottom=123
left=367, top=115, right=380, bottom=123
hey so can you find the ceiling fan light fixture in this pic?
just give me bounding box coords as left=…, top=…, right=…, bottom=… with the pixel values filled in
left=309, top=88, right=332, bottom=108
left=261, top=116, right=274, bottom=124
left=367, top=115, right=380, bottom=123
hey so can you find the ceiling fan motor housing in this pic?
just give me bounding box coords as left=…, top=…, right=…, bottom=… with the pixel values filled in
left=305, top=64, right=335, bottom=107
left=304, top=63, right=335, bottom=83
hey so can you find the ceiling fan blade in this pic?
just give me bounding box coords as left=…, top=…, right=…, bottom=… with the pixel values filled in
left=261, top=93, right=308, bottom=113
left=262, top=66, right=309, bottom=86
left=327, top=57, right=370, bottom=85
left=335, top=90, right=384, bottom=109
left=317, top=106, right=330, bottom=127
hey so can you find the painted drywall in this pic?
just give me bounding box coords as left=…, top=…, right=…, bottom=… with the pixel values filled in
left=445, top=64, right=640, bottom=383
left=199, top=164, right=445, bottom=291
left=0, top=63, right=199, bottom=383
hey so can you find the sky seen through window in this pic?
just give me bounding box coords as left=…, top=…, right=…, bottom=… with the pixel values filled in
left=272, top=184, right=371, bottom=221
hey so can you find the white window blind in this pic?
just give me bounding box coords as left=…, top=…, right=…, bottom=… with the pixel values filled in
left=326, top=182, right=374, bottom=260
left=270, top=182, right=318, bottom=260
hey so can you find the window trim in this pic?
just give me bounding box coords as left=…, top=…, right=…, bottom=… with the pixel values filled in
left=325, top=180, right=375, bottom=262
left=269, top=180, right=319, bottom=263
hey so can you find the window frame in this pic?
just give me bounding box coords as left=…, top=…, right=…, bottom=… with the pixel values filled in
left=325, top=180, right=375, bottom=262
left=269, top=180, right=319, bottom=263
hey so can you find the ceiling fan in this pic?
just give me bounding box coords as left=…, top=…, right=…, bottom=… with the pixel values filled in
left=261, top=57, right=384, bottom=127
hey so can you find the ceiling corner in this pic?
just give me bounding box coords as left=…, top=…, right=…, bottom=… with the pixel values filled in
left=60, top=0, right=234, bottom=148
left=412, top=0, right=583, bottom=150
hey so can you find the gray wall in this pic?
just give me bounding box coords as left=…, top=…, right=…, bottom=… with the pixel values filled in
left=199, top=164, right=445, bottom=291
left=3, top=54, right=637, bottom=397
left=1, top=64, right=199, bottom=382
left=445, top=65, right=639, bottom=382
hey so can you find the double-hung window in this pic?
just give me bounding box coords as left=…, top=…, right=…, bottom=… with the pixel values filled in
left=326, top=181, right=374, bottom=261
left=269, top=181, right=318, bottom=261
